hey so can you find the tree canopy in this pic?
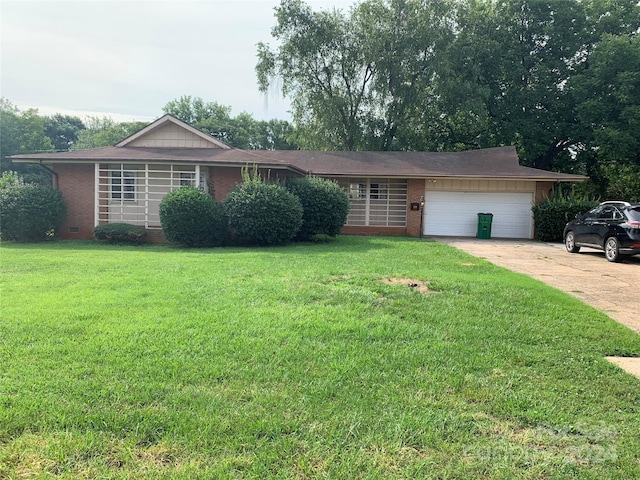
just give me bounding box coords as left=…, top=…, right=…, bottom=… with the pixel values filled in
left=256, top=0, right=640, bottom=200
left=71, top=117, right=147, bottom=150
left=162, top=95, right=298, bottom=150
left=43, top=114, right=85, bottom=151
left=0, top=99, right=55, bottom=184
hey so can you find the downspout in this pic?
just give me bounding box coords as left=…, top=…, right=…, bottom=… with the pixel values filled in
left=39, top=161, right=59, bottom=189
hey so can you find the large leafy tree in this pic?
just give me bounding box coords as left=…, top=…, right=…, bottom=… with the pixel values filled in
left=71, top=117, right=147, bottom=149
left=356, top=0, right=455, bottom=151
left=257, top=0, right=454, bottom=151
left=442, top=0, right=639, bottom=200
left=258, top=0, right=640, bottom=198
left=43, top=114, right=86, bottom=151
left=0, top=98, right=54, bottom=184
left=163, top=95, right=297, bottom=150
left=572, top=33, right=640, bottom=201
left=257, top=0, right=377, bottom=150
left=441, top=0, right=590, bottom=168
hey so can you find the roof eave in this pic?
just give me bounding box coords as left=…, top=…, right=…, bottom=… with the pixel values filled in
left=315, top=173, right=588, bottom=181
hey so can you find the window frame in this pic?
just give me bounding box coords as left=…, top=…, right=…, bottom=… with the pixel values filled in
left=111, top=170, right=137, bottom=202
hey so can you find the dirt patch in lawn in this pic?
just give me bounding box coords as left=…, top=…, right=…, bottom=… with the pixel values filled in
left=382, top=278, right=432, bottom=294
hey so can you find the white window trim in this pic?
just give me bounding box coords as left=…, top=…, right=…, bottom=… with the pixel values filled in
left=110, top=169, right=138, bottom=203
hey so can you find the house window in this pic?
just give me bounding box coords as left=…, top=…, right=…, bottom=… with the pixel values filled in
left=179, top=172, right=196, bottom=187
left=111, top=170, right=136, bottom=201
left=98, top=163, right=205, bottom=229
left=349, top=183, right=366, bottom=200
left=337, top=178, right=407, bottom=227
left=370, top=183, right=388, bottom=200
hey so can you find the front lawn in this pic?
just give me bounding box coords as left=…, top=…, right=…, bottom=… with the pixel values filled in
left=1, top=237, right=639, bottom=479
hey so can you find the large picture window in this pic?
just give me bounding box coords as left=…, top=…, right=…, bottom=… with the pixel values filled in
left=97, top=163, right=206, bottom=228
left=337, top=178, right=407, bottom=227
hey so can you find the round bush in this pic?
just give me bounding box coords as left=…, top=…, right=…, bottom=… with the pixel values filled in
left=94, top=223, right=147, bottom=245
left=0, top=183, right=67, bottom=241
left=224, top=181, right=303, bottom=245
left=159, top=187, right=228, bottom=247
left=286, top=176, right=349, bottom=240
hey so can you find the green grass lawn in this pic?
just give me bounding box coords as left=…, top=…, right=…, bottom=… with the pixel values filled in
left=1, top=236, right=639, bottom=479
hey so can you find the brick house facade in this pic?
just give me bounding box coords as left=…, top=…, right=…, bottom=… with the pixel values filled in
left=11, top=114, right=586, bottom=241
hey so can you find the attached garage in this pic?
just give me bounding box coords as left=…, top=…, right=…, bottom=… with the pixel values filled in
left=424, top=189, right=535, bottom=239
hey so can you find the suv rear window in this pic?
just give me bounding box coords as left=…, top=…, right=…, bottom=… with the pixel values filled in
left=625, top=207, right=640, bottom=221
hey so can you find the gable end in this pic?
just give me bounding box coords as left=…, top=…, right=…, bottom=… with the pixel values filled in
left=116, top=114, right=230, bottom=149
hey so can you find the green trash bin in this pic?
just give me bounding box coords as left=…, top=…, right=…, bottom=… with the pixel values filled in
left=477, top=213, right=493, bottom=239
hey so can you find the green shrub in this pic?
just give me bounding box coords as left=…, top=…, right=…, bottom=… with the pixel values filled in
left=94, top=223, right=147, bottom=244
left=224, top=178, right=303, bottom=246
left=0, top=171, right=22, bottom=189
left=532, top=193, right=598, bottom=242
left=0, top=182, right=67, bottom=241
left=159, top=187, right=228, bottom=247
left=286, top=176, right=349, bottom=240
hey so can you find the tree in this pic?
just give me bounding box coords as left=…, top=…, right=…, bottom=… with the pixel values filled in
left=257, top=0, right=465, bottom=151
left=0, top=98, right=54, bottom=185
left=72, top=117, right=147, bottom=149
left=257, top=0, right=376, bottom=150
left=43, top=114, right=85, bottom=151
left=355, top=0, right=455, bottom=151
left=439, top=0, right=590, bottom=168
left=572, top=33, right=640, bottom=200
left=163, top=95, right=298, bottom=150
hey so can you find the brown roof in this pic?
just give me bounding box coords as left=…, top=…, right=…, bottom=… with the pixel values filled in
left=10, top=145, right=587, bottom=182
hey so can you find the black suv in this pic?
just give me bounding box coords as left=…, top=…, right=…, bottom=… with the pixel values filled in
left=563, top=202, right=640, bottom=262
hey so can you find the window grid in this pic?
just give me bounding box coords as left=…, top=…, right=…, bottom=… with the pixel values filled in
left=337, top=178, right=407, bottom=227
left=97, top=163, right=204, bottom=228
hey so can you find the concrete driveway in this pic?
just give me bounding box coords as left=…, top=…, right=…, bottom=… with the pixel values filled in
left=436, top=237, right=640, bottom=334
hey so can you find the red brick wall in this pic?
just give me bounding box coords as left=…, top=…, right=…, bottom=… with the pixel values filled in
left=145, top=229, right=166, bottom=244
left=208, top=167, right=243, bottom=201
left=53, top=163, right=95, bottom=240
left=407, top=178, right=426, bottom=236
left=341, top=226, right=408, bottom=236
left=207, top=167, right=302, bottom=201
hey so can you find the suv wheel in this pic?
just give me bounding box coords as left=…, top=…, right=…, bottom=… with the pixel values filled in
left=604, top=237, right=621, bottom=262
left=565, top=231, right=580, bottom=253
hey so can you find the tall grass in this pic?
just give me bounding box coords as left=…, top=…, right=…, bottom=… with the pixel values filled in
left=1, top=237, right=639, bottom=479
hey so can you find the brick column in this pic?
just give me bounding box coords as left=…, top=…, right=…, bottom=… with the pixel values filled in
left=406, top=178, right=426, bottom=237
left=53, top=163, right=95, bottom=239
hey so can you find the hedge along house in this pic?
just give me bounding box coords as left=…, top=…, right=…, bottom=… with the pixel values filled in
left=11, top=114, right=586, bottom=241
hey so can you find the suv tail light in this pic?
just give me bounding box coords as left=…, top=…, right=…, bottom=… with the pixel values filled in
left=625, top=220, right=640, bottom=228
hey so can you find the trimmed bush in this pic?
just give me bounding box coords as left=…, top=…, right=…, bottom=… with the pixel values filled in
left=159, top=187, right=228, bottom=247
left=94, top=223, right=147, bottom=245
left=0, top=182, right=67, bottom=241
left=286, top=176, right=350, bottom=240
left=224, top=180, right=303, bottom=245
left=532, top=194, right=598, bottom=242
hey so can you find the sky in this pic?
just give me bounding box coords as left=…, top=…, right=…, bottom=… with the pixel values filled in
left=1, top=0, right=353, bottom=123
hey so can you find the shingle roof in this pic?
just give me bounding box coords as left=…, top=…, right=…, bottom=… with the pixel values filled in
left=10, top=145, right=587, bottom=182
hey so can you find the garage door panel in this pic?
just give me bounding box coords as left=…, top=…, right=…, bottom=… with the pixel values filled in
left=424, top=192, right=533, bottom=238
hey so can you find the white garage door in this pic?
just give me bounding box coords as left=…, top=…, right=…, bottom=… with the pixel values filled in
left=424, top=191, right=534, bottom=238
